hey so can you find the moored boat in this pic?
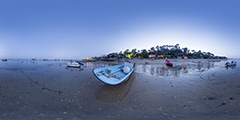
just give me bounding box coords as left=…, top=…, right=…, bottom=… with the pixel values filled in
left=165, top=59, right=173, bottom=66
left=67, top=61, right=83, bottom=68
left=225, top=60, right=236, bottom=66
left=93, top=62, right=135, bottom=85
left=2, top=59, right=7, bottom=61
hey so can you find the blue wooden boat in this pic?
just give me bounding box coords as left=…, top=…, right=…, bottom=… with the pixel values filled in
left=93, top=62, right=135, bottom=85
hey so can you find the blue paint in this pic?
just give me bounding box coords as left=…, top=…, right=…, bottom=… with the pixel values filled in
left=93, top=62, right=134, bottom=85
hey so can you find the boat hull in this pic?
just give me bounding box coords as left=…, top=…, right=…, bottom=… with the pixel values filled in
left=225, top=64, right=236, bottom=67
left=67, top=65, right=80, bottom=68
left=2, top=59, right=7, bottom=61
left=93, top=63, right=135, bottom=85
left=67, top=62, right=81, bottom=68
left=166, top=61, right=173, bottom=66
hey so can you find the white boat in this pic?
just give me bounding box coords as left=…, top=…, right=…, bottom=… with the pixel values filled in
left=225, top=60, right=236, bottom=66
left=67, top=61, right=83, bottom=68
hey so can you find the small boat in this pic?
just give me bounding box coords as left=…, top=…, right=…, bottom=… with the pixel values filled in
left=93, top=62, right=135, bottom=85
left=2, top=59, right=7, bottom=61
left=165, top=59, right=173, bottom=66
left=225, top=60, right=236, bottom=66
left=67, top=61, right=83, bottom=68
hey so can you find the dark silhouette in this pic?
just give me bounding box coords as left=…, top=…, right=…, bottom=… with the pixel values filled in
left=104, top=44, right=227, bottom=59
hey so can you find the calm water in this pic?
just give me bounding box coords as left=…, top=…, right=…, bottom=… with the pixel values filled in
left=0, top=59, right=240, bottom=120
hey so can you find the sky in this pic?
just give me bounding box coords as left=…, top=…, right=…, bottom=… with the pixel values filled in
left=0, top=0, right=240, bottom=59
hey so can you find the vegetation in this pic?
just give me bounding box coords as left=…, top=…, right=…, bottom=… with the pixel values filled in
left=103, top=44, right=227, bottom=59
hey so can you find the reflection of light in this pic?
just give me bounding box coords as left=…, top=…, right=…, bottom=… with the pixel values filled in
left=86, top=62, right=94, bottom=67
left=135, top=61, right=216, bottom=77
left=86, top=58, right=93, bottom=60
left=183, top=64, right=187, bottom=69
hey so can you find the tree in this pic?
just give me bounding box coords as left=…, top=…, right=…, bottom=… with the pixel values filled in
left=156, top=45, right=160, bottom=52
left=150, top=47, right=155, bottom=53
left=123, top=49, right=129, bottom=56
left=131, top=49, right=137, bottom=54
left=191, top=50, right=196, bottom=54
left=118, top=51, right=123, bottom=58
left=174, top=44, right=180, bottom=50
left=141, top=49, right=148, bottom=58
left=182, top=47, right=188, bottom=55
left=115, top=44, right=221, bottom=59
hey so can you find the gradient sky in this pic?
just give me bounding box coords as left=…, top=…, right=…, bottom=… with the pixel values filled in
left=0, top=0, right=240, bottom=59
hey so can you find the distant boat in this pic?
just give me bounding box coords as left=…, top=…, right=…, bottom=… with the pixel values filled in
left=225, top=60, right=236, bottom=67
left=67, top=61, right=83, bottom=68
left=165, top=59, right=173, bottom=66
left=2, top=59, right=7, bottom=61
left=93, top=62, right=135, bottom=85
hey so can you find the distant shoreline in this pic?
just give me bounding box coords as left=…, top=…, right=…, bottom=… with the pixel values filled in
left=81, top=58, right=226, bottom=65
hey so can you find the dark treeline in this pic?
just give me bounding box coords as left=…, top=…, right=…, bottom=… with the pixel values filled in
left=104, top=44, right=227, bottom=59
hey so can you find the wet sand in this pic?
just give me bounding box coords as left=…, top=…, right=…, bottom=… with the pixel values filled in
left=0, top=59, right=240, bottom=120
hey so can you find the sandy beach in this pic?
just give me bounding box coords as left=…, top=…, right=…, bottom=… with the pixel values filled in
left=0, top=59, right=240, bottom=120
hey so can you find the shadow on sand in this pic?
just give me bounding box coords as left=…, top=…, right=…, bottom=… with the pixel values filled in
left=94, top=73, right=135, bottom=103
left=65, top=66, right=84, bottom=71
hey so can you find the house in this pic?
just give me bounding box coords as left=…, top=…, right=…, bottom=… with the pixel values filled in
left=157, top=55, right=164, bottom=59
left=157, top=55, right=171, bottom=59
left=177, top=55, right=188, bottom=59
left=164, top=55, right=171, bottom=59
left=183, top=56, right=188, bottom=59
left=148, top=55, right=156, bottom=58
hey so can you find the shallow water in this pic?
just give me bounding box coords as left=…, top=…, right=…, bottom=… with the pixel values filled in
left=0, top=59, right=240, bottom=120
left=135, top=60, right=229, bottom=77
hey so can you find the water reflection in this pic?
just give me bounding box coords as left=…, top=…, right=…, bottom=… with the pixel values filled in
left=225, top=66, right=236, bottom=70
left=95, top=73, right=135, bottom=103
left=86, top=62, right=121, bottom=69
left=135, top=61, right=215, bottom=77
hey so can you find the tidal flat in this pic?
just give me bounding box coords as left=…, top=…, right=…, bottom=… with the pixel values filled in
left=0, top=59, right=240, bottom=120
